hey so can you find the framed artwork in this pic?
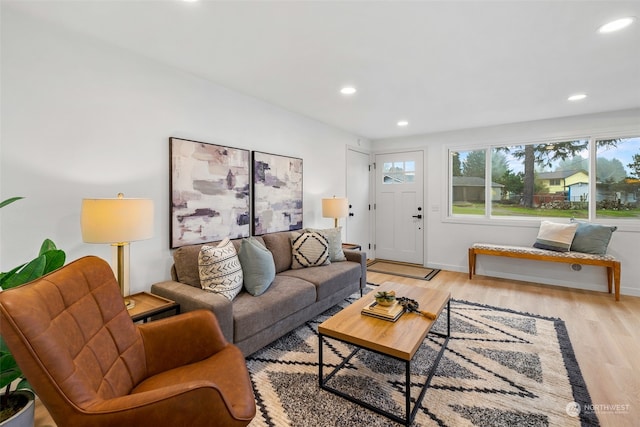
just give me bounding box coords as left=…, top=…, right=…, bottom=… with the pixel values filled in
left=170, top=137, right=250, bottom=248
left=252, top=151, right=303, bottom=235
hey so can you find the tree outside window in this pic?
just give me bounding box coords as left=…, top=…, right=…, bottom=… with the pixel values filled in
left=450, top=136, right=640, bottom=219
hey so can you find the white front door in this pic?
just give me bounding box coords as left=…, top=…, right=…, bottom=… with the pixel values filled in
left=374, top=151, right=424, bottom=264
left=346, top=148, right=370, bottom=251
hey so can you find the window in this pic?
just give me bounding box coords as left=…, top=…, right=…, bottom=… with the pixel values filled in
left=595, top=136, right=640, bottom=219
left=450, top=149, right=486, bottom=215
left=449, top=136, right=640, bottom=220
left=383, top=160, right=415, bottom=184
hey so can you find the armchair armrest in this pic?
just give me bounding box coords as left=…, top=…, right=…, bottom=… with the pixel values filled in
left=150, top=280, right=233, bottom=342
left=139, top=310, right=228, bottom=376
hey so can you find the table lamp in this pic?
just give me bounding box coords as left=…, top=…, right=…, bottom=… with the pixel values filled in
left=322, top=196, right=349, bottom=228
left=81, top=193, right=154, bottom=309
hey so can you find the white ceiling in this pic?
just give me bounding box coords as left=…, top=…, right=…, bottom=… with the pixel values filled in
left=5, top=0, right=640, bottom=140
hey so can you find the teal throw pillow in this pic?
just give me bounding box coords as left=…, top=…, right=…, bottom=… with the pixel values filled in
left=238, top=237, right=276, bottom=296
left=570, top=219, right=617, bottom=255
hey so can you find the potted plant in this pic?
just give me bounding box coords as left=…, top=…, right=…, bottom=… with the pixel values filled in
left=0, top=197, right=66, bottom=425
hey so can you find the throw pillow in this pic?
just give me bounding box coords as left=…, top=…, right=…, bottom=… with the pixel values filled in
left=570, top=219, right=617, bottom=255
left=305, top=227, right=346, bottom=262
left=198, top=238, right=243, bottom=300
left=532, top=221, right=578, bottom=252
left=291, top=232, right=330, bottom=269
left=238, top=237, right=276, bottom=296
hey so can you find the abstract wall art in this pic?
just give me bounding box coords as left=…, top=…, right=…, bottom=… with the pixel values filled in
left=252, top=151, right=303, bottom=235
left=170, top=137, right=250, bottom=248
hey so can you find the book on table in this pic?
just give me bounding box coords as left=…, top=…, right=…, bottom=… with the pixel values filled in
left=361, top=300, right=404, bottom=322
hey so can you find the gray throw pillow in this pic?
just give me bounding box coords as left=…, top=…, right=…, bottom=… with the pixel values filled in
left=570, top=219, right=617, bottom=255
left=238, top=237, right=276, bottom=296
left=305, top=226, right=346, bottom=262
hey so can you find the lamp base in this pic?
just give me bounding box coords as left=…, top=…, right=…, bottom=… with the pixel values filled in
left=125, top=298, right=136, bottom=310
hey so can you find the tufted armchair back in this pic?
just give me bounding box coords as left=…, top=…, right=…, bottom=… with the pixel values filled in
left=0, top=256, right=256, bottom=426
left=1, top=256, right=146, bottom=407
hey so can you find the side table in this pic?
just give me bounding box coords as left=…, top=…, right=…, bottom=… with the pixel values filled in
left=342, top=242, right=362, bottom=251
left=128, top=292, right=180, bottom=323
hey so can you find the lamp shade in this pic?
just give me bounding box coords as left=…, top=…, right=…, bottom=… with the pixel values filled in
left=81, top=195, right=154, bottom=244
left=322, top=197, right=349, bottom=219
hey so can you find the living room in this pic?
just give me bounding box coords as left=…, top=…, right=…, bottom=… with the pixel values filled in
left=1, top=1, right=639, bottom=426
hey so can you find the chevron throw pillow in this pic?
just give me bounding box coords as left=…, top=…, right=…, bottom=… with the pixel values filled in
left=198, top=238, right=243, bottom=300
left=291, top=232, right=330, bottom=269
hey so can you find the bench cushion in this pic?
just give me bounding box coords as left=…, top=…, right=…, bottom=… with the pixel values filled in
left=471, top=243, right=617, bottom=261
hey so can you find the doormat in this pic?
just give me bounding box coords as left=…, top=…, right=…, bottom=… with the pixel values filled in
left=247, top=294, right=598, bottom=426
left=367, top=260, right=440, bottom=284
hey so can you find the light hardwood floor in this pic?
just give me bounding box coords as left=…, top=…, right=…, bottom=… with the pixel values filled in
left=34, top=270, right=640, bottom=427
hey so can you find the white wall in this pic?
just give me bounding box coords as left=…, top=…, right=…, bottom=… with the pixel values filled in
left=373, top=108, right=640, bottom=297
left=0, top=8, right=370, bottom=293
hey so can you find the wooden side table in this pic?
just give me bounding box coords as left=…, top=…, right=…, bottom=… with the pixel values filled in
left=342, top=242, right=362, bottom=251
left=128, top=292, right=180, bottom=323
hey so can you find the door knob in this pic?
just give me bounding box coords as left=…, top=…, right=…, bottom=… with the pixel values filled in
left=349, top=213, right=354, bottom=217
left=412, top=214, right=422, bottom=219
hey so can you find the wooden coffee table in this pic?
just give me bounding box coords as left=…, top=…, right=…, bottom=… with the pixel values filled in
left=318, top=282, right=450, bottom=426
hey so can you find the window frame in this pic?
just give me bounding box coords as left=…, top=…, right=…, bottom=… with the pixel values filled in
left=444, top=133, right=640, bottom=232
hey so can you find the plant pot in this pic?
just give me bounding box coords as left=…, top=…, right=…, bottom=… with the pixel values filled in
left=0, top=390, right=35, bottom=427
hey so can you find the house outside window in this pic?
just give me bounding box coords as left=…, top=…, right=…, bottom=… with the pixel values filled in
left=449, top=136, right=640, bottom=220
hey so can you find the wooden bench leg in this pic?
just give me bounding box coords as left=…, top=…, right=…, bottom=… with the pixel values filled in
left=607, top=266, right=613, bottom=294
left=468, top=248, right=476, bottom=279
left=614, top=261, right=621, bottom=302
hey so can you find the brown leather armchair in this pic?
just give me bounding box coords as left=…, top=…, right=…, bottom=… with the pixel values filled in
left=0, top=256, right=256, bottom=426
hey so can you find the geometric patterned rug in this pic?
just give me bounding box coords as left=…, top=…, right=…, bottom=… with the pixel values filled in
left=247, top=291, right=599, bottom=426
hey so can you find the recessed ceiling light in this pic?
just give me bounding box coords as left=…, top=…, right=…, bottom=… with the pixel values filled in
left=568, top=93, right=587, bottom=101
left=340, top=86, right=356, bottom=95
left=598, top=17, right=635, bottom=33
left=397, top=120, right=409, bottom=127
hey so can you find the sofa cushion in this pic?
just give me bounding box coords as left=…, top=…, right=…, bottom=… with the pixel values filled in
left=306, top=227, right=346, bottom=262
left=532, top=221, right=578, bottom=252
left=261, top=232, right=293, bottom=273
left=198, top=239, right=243, bottom=301
left=232, top=275, right=316, bottom=342
left=280, top=261, right=361, bottom=301
left=291, top=232, right=330, bottom=269
left=238, top=237, right=276, bottom=296
left=569, top=219, right=617, bottom=255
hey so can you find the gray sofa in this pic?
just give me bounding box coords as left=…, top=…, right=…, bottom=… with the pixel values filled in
left=151, top=231, right=366, bottom=356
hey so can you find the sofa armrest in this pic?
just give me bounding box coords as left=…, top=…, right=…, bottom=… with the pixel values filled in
left=150, top=280, right=234, bottom=343
left=344, top=250, right=367, bottom=291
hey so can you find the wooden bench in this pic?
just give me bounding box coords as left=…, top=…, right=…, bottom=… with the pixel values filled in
left=468, top=243, right=621, bottom=301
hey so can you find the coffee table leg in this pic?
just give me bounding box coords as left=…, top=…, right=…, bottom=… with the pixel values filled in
left=405, top=361, right=411, bottom=426
left=318, top=334, right=324, bottom=387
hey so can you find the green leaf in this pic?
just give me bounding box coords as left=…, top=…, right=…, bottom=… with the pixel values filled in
left=0, top=352, right=21, bottom=391
left=0, top=256, right=46, bottom=289
left=0, top=197, right=24, bottom=209
left=42, top=249, right=65, bottom=274
left=0, top=264, right=26, bottom=288
left=15, top=378, right=32, bottom=392
left=38, top=238, right=57, bottom=256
